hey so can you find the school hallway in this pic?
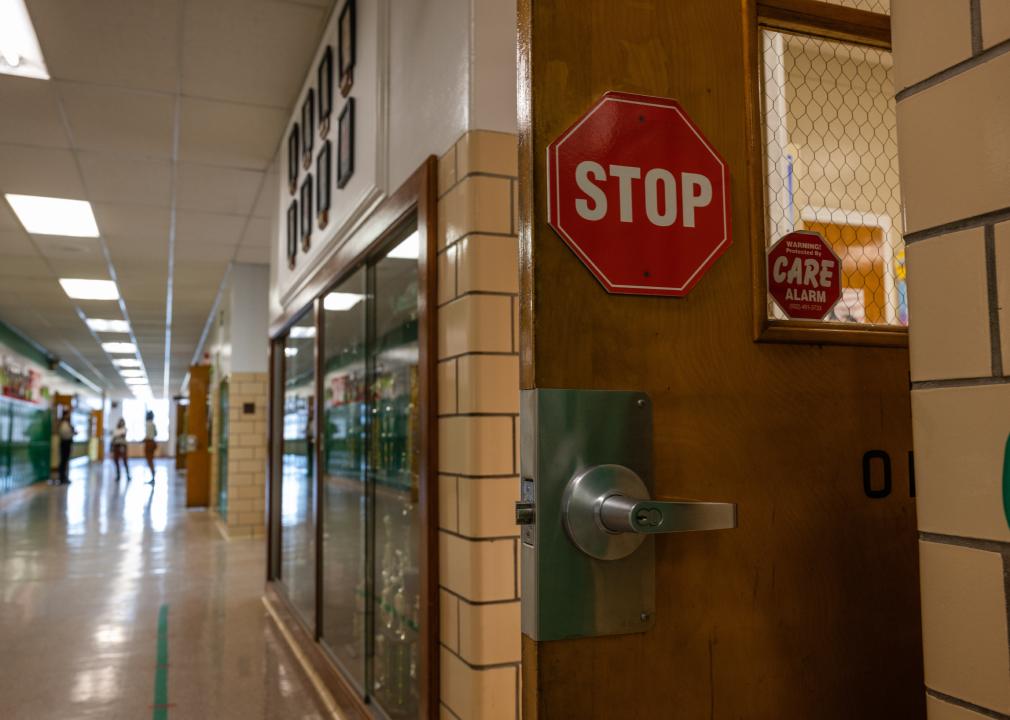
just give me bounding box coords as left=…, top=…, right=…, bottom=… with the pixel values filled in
left=0, top=459, right=324, bottom=720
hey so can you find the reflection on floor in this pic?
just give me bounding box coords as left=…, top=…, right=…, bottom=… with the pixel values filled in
left=0, top=459, right=324, bottom=720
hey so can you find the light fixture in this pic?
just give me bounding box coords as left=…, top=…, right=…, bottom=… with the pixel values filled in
left=289, top=326, right=316, bottom=339
left=323, top=292, right=364, bottom=311
left=6, top=195, right=98, bottom=236
left=102, top=342, right=137, bottom=354
left=284, top=347, right=298, bottom=357
left=119, top=370, right=145, bottom=378
left=86, top=318, right=130, bottom=333
left=0, top=0, right=48, bottom=80
left=60, top=279, right=119, bottom=301
left=112, top=358, right=142, bottom=368
left=387, top=230, right=419, bottom=260
left=124, top=377, right=148, bottom=385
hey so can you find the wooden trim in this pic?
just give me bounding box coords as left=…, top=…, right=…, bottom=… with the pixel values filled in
left=270, top=164, right=428, bottom=338
left=757, top=0, right=891, bottom=49
left=415, top=155, right=439, bottom=720
left=265, top=583, right=371, bottom=720
left=747, top=0, right=905, bottom=347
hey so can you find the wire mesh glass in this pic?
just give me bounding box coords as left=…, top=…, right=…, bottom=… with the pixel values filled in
left=761, top=29, right=906, bottom=326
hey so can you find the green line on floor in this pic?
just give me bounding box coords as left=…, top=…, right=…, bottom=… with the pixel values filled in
left=153, top=603, right=169, bottom=720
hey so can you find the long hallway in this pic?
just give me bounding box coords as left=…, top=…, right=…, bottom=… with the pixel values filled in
left=0, top=459, right=324, bottom=720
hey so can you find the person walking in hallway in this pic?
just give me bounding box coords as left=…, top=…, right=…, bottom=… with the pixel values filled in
left=57, top=413, right=74, bottom=485
left=144, top=411, right=157, bottom=483
left=110, top=417, right=131, bottom=482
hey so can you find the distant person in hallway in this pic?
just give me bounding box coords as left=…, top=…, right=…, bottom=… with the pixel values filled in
left=57, top=413, right=74, bottom=485
left=144, top=411, right=157, bottom=483
left=110, top=418, right=130, bottom=482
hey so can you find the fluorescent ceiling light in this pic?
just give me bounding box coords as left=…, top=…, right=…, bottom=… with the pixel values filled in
left=284, top=347, right=298, bottom=357
left=124, top=377, right=148, bottom=386
left=6, top=194, right=98, bottom=236
left=387, top=231, right=419, bottom=260
left=323, top=292, right=364, bottom=312
left=112, top=358, right=142, bottom=368
left=289, top=326, right=316, bottom=339
left=0, top=0, right=48, bottom=79
left=60, top=278, right=119, bottom=301
left=102, top=342, right=137, bottom=354
left=86, top=318, right=130, bottom=333
left=119, top=370, right=145, bottom=378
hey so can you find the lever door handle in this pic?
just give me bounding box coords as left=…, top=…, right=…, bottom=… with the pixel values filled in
left=563, top=463, right=737, bottom=560
left=598, top=495, right=737, bottom=535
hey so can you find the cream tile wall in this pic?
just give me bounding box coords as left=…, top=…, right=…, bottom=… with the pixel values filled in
left=219, top=371, right=268, bottom=538
left=436, top=130, right=520, bottom=720
left=894, top=1, right=1010, bottom=716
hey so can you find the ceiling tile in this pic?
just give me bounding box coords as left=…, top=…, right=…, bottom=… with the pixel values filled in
left=93, top=203, right=170, bottom=240
left=0, top=230, right=40, bottom=257
left=48, top=258, right=111, bottom=278
left=28, top=0, right=180, bottom=93
left=241, top=217, right=274, bottom=247
left=235, top=244, right=269, bottom=264
left=0, top=256, right=51, bottom=278
left=60, top=83, right=175, bottom=158
left=181, top=0, right=325, bottom=108
left=0, top=76, right=69, bottom=148
left=0, top=144, right=86, bottom=197
left=176, top=209, right=245, bottom=246
left=175, top=242, right=236, bottom=263
left=33, top=235, right=104, bottom=260
left=78, top=152, right=172, bottom=206
left=177, top=163, right=262, bottom=215
left=179, top=97, right=286, bottom=170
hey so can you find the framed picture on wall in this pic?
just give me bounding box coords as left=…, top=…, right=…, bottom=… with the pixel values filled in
left=318, top=46, right=333, bottom=137
left=317, top=140, right=331, bottom=230
left=300, top=175, right=313, bottom=250
left=287, top=125, right=299, bottom=195
left=286, top=200, right=298, bottom=269
left=338, top=0, right=355, bottom=96
left=337, top=98, right=354, bottom=189
left=301, top=89, right=315, bottom=170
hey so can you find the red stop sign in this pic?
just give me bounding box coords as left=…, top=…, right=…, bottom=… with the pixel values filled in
left=767, top=231, right=842, bottom=320
left=547, top=91, right=731, bottom=296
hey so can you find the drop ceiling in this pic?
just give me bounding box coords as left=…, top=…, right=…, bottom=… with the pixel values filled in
left=0, top=0, right=333, bottom=398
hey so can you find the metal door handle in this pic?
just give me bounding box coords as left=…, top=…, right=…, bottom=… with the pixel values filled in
left=599, top=495, right=737, bottom=534
left=563, top=463, right=737, bottom=560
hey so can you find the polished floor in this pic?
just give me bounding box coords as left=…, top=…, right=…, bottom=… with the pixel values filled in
left=0, top=459, right=326, bottom=720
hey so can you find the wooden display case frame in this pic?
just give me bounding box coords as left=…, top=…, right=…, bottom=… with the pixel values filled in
left=266, top=157, right=439, bottom=720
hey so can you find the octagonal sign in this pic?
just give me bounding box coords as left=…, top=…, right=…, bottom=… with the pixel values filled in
left=767, top=230, right=842, bottom=320
left=547, top=90, right=732, bottom=296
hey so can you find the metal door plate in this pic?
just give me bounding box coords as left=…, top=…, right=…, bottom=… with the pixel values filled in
left=520, top=388, right=655, bottom=641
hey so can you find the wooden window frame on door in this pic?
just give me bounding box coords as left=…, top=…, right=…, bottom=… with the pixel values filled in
left=265, top=156, right=439, bottom=720
left=746, top=0, right=906, bottom=347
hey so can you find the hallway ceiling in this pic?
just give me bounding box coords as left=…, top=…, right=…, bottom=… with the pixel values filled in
left=0, top=0, right=333, bottom=398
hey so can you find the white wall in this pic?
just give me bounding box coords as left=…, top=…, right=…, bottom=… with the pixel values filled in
left=271, top=0, right=517, bottom=322
left=229, top=263, right=270, bottom=374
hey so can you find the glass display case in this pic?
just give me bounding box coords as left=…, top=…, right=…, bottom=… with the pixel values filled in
left=268, top=159, right=436, bottom=719
left=280, top=311, right=317, bottom=624
left=318, top=222, right=422, bottom=717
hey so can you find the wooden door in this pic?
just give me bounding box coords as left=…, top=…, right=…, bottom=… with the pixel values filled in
left=518, top=1, right=923, bottom=718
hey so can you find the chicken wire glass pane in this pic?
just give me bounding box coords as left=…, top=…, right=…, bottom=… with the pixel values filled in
left=820, top=0, right=890, bottom=14
left=761, top=29, right=906, bottom=327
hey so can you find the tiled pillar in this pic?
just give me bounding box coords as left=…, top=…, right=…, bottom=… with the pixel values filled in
left=436, top=130, right=521, bottom=720
left=224, top=371, right=268, bottom=538
left=893, top=1, right=1010, bottom=717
